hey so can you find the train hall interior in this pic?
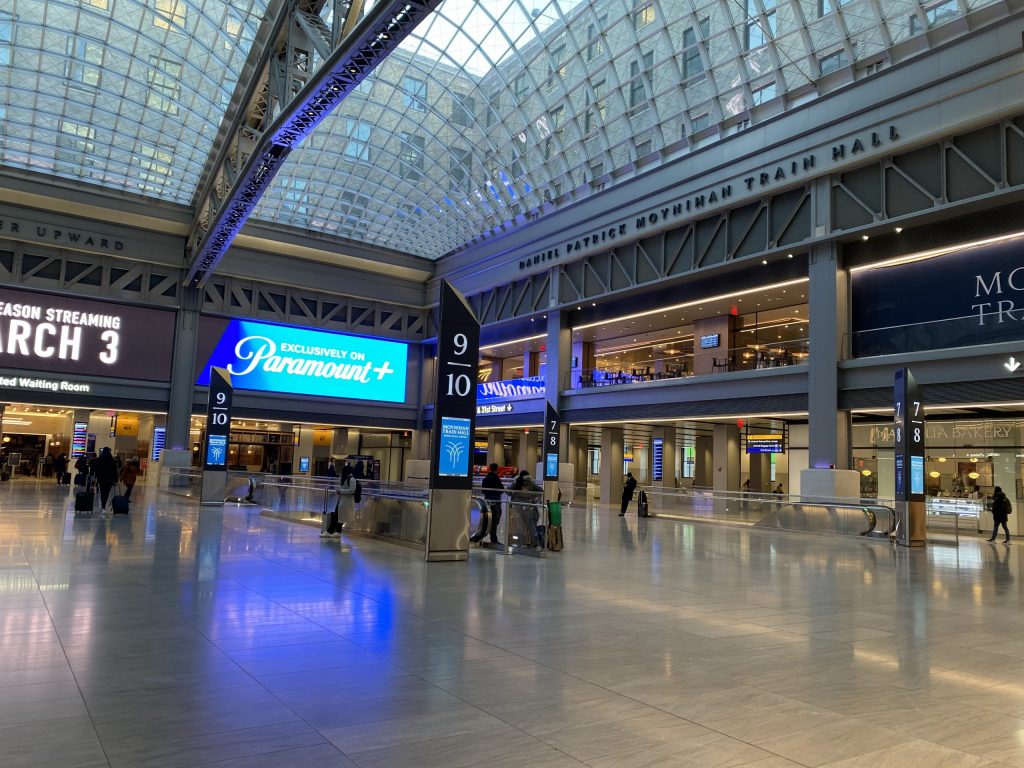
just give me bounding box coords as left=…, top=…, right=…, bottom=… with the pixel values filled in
left=4, top=0, right=1024, bottom=766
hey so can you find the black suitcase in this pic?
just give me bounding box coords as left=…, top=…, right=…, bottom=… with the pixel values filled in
left=75, top=491, right=95, bottom=514
left=60, top=472, right=72, bottom=485
left=111, top=495, right=130, bottom=515
left=74, top=473, right=87, bottom=486
left=637, top=490, right=650, bottom=518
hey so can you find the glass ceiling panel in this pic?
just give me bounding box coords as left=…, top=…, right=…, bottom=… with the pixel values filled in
left=255, top=0, right=998, bottom=261
left=0, top=0, right=267, bottom=204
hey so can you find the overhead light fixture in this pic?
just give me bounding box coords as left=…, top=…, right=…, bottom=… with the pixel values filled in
left=850, top=231, right=1024, bottom=273
left=861, top=235, right=870, bottom=241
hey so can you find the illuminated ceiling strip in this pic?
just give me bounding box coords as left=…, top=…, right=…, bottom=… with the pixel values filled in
left=852, top=401, right=1024, bottom=414
left=737, top=318, right=805, bottom=332
left=480, top=333, right=547, bottom=352
left=573, top=278, right=809, bottom=332
left=596, top=334, right=696, bottom=356
left=849, top=231, right=1024, bottom=273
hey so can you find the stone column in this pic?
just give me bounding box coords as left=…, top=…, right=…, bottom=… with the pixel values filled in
left=694, top=435, right=713, bottom=487
left=517, top=430, right=538, bottom=474
left=692, top=314, right=736, bottom=375
left=599, top=426, right=624, bottom=505
left=748, top=454, right=771, bottom=494
left=486, top=431, right=504, bottom=466
left=570, top=339, right=595, bottom=388
left=165, top=287, right=201, bottom=455
left=712, top=424, right=741, bottom=492
left=807, top=190, right=851, bottom=469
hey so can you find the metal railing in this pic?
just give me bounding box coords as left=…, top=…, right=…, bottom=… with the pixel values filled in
left=159, top=466, right=203, bottom=498
left=642, top=486, right=894, bottom=537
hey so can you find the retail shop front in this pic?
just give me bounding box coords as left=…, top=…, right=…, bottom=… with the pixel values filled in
left=843, top=226, right=1024, bottom=533
left=190, top=314, right=420, bottom=482
left=0, top=286, right=176, bottom=478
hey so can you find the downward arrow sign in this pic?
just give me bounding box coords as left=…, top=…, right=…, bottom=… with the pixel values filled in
left=1006, top=357, right=1021, bottom=373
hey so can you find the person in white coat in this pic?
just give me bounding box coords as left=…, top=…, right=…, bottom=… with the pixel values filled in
left=335, top=464, right=357, bottom=534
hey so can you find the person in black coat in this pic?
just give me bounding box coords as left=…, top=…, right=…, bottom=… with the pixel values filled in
left=481, top=463, right=505, bottom=544
left=54, top=453, right=68, bottom=484
left=988, top=485, right=1012, bottom=544
left=93, top=447, right=119, bottom=511
left=620, top=472, right=637, bottom=516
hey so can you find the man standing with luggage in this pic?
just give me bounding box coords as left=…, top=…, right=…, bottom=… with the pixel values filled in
left=620, top=472, right=637, bottom=516
left=481, top=463, right=505, bottom=545
left=93, top=447, right=119, bottom=511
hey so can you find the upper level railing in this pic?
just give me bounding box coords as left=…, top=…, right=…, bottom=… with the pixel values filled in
left=565, top=339, right=808, bottom=389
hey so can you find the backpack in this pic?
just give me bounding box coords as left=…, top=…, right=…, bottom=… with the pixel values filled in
left=354, top=480, right=362, bottom=504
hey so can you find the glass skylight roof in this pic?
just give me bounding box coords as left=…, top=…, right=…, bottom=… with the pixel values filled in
left=253, top=0, right=999, bottom=260
left=0, top=0, right=1002, bottom=262
left=0, top=0, right=266, bottom=204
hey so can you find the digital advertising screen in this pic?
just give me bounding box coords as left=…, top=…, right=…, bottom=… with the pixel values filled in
left=195, top=318, right=408, bottom=403
left=151, top=427, right=166, bottom=462
left=205, top=434, right=228, bottom=467
left=0, top=286, right=176, bottom=381
left=437, top=416, right=472, bottom=478
left=299, top=456, right=310, bottom=473
left=72, top=422, right=88, bottom=457
left=546, top=452, right=559, bottom=479
left=911, top=455, right=925, bottom=496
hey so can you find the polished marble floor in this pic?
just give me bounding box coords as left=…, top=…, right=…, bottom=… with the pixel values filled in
left=2, top=479, right=1024, bottom=767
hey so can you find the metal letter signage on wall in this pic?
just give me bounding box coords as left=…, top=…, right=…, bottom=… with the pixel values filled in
left=894, top=367, right=926, bottom=546
left=203, top=367, right=233, bottom=472
left=430, top=282, right=480, bottom=489
left=426, top=282, right=480, bottom=562
left=195, top=318, right=408, bottom=403
left=544, top=403, right=560, bottom=481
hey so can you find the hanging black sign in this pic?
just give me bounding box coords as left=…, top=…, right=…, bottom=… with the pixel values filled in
left=203, top=367, right=233, bottom=472
left=894, top=368, right=925, bottom=502
left=430, top=282, right=480, bottom=490
left=544, top=402, right=560, bottom=481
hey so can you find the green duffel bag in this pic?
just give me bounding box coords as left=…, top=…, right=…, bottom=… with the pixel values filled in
left=547, top=500, right=562, bottom=526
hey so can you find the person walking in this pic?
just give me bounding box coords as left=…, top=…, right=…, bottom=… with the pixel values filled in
left=511, top=470, right=543, bottom=547
left=325, top=459, right=338, bottom=478
left=119, top=457, right=140, bottom=501
left=54, top=453, right=68, bottom=485
left=323, top=464, right=356, bottom=538
left=988, top=485, right=1012, bottom=543
left=481, top=463, right=505, bottom=545
left=620, top=472, right=637, bottom=516
left=93, top=447, right=119, bottom=511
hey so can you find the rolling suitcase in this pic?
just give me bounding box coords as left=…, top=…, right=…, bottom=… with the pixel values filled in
left=75, top=490, right=95, bottom=515
left=546, top=525, right=564, bottom=551
left=111, top=494, right=130, bottom=515
left=637, top=490, right=650, bottom=518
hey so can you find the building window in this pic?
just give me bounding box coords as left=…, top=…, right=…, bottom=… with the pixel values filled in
left=635, top=138, right=653, bottom=156
left=751, top=81, right=776, bottom=105
left=0, top=12, right=13, bottom=66
left=354, top=78, right=373, bottom=96
left=911, top=0, right=960, bottom=33
left=512, top=74, right=529, bottom=99
left=681, top=17, right=709, bottom=82
left=343, top=119, right=372, bottom=162
left=402, top=76, right=427, bottom=112
left=818, top=48, right=849, bottom=75
left=546, top=44, right=567, bottom=90
left=585, top=79, right=606, bottom=133
left=586, top=18, right=606, bottom=61
left=688, top=109, right=712, bottom=134
left=633, top=0, right=655, bottom=29
left=451, top=92, right=475, bottom=128
left=817, top=0, right=852, bottom=15
left=450, top=147, right=472, bottom=193
left=400, top=131, right=425, bottom=181
left=56, top=120, right=97, bottom=175
left=223, top=8, right=248, bottom=50
left=135, top=141, right=173, bottom=192
left=66, top=37, right=103, bottom=87
left=85, top=0, right=109, bottom=9
left=146, top=57, right=183, bottom=115
left=154, top=0, right=187, bottom=30
left=629, top=52, right=654, bottom=112
left=745, top=0, right=776, bottom=49
left=280, top=177, right=310, bottom=217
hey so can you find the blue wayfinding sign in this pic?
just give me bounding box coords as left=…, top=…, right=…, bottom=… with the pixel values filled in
left=197, top=319, right=407, bottom=403
left=206, top=434, right=228, bottom=467
left=438, top=416, right=472, bottom=477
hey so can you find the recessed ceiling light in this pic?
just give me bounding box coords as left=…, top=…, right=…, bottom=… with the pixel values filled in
left=895, top=227, right=903, bottom=233
left=762, top=259, right=768, bottom=265
left=861, top=235, right=869, bottom=241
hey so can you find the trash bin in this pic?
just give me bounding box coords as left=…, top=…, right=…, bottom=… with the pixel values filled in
left=547, top=500, right=562, bottom=526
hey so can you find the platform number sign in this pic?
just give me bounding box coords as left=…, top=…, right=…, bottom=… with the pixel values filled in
left=894, top=368, right=925, bottom=502
left=544, top=403, right=560, bottom=481
left=203, top=367, right=233, bottom=471
left=430, top=282, right=480, bottom=490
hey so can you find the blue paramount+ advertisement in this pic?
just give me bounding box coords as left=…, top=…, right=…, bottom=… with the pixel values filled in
left=196, top=319, right=408, bottom=403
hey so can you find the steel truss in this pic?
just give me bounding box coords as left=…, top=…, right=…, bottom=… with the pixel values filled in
left=185, top=0, right=442, bottom=287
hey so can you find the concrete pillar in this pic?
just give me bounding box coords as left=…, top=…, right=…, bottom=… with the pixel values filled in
left=694, top=435, right=713, bottom=487
left=486, top=431, right=504, bottom=466
left=166, top=287, right=201, bottom=452
left=345, top=430, right=361, bottom=456
left=807, top=194, right=850, bottom=469
left=599, top=426, right=624, bottom=505
left=523, top=349, right=540, bottom=378
left=410, top=428, right=429, bottom=461
left=331, top=428, right=348, bottom=457
left=570, top=340, right=595, bottom=388
left=712, top=424, right=741, bottom=492
left=693, top=314, right=736, bottom=375
left=517, top=430, right=537, bottom=473
left=571, top=431, right=589, bottom=483
left=748, top=454, right=771, bottom=494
